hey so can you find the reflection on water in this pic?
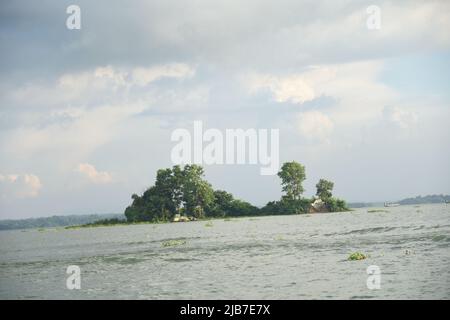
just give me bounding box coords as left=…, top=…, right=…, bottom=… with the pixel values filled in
left=0, top=204, right=449, bottom=299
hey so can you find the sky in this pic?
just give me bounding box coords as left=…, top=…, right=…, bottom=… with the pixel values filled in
left=0, top=0, right=449, bottom=219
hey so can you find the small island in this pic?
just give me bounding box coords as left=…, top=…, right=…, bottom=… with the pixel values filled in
left=122, top=161, right=348, bottom=224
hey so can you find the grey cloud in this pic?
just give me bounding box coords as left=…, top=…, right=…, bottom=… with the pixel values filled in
left=2, top=0, right=449, bottom=79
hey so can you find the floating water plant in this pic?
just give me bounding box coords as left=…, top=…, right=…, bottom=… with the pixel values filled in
left=348, top=252, right=367, bottom=261
left=367, top=209, right=389, bottom=213
left=162, top=239, right=187, bottom=247
left=204, top=222, right=214, bottom=227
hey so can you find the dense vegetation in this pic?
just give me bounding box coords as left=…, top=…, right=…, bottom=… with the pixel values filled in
left=125, top=161, right=348, bottom=223
left=260, top=162, right=348, bottom=214
left=125, top=164, right=258, bottom=222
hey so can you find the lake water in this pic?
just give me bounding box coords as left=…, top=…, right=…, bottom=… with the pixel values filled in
left=0, top=204, right=449, bottom=299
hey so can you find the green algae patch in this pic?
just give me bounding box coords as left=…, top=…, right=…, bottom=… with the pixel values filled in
left=162, top=239, right=187, bottom=247
left=348, top=252, right=367, bottom=261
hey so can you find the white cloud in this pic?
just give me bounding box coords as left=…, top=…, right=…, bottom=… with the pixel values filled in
left=58, top=66, right=127, bottom=94
left=246, top=60, right=399, bottom=142
left=383, top=106, right=418, bottom=129
left=0, top=174, right=42, bottom=198
left=297, top=111, right=334, bottom=143
left=247, top=67, right=336, bottom=104
left=3, top=103, right=147, bottom=162
left=77, top=163, right=112, bottom=184
left=8, top=63, right=197, bottom=112
left=246, top=61, right=393, bottom=110
left=69, top=62, right=191, bottom=82
left=58, top=63, right=195, bottom=93
left=1, top=62, right=203, bottom=163
left=132, top=63, right=195, bottom=86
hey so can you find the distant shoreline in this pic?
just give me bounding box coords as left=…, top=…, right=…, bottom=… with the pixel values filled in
left=348, top=194, right=450, bottom=208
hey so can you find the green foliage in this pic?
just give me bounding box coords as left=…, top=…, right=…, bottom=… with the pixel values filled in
left=348, top=252, right=367, bottom=261
left=209, top=190, right=234, bottom=217
left=208, top=190, right=259, bottom=217
left=228, top=199, right=259, bottom=217
left=277, top=161, right=306, bottom=201
left=124, top=161, right=348, bottom=223
left=324, top=198, right=349, bottom=212
left=261, top=164, right=347, bottom=214
left=162, top=239, right=187, bottom=247
left=125, top=185, right=172, bottom=222
left=182, top=165, right=215, bottom=219
left=316, top=179, right=334, bottom=201
left=260, top=198, right=312, bottom=215
left=261, top=161, right=310, bottom=215
left=314, top=178, right=348, bottom=212
left=125, top=165, right=259, bottom=222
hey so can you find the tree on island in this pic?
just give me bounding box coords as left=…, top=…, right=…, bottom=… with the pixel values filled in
left=314, top=178, right=348, bottom=212
left=125, top=164, right=257, bottom=222
left=260, top=162, right=349, bottom=214
left=278, top=161, right=306, bottom=201
left=316, top=179, right=334, bottom=201
left=260, top=161, right=311, bottom=215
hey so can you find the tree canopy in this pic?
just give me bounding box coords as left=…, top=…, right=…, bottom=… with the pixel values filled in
left=316, top=179, right=334, bottom=201
left=125, top=165, right=258, bottom=222
left=277, top=161, right=306, bottom=201
left=125, top=161, right=348, bottom=222
left=314, top=178, right=348, bottom=212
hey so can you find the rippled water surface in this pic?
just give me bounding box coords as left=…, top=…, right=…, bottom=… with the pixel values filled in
left=1, top=204, right=449, bottom=299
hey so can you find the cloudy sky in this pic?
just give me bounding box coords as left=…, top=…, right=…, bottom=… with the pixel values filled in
left=0, top=0, right=449, bottom=219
